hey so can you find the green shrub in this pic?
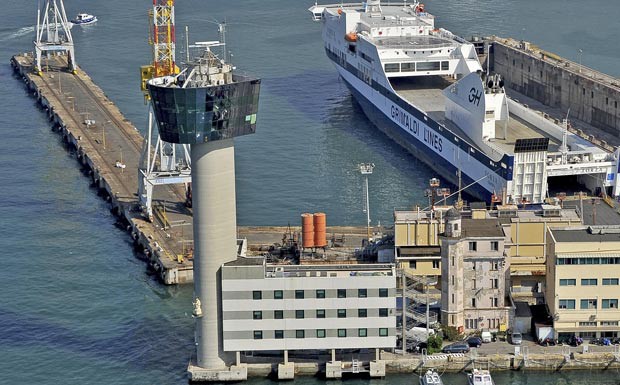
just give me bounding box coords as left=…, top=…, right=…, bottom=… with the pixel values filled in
left=427, top=334, right=443, bottom=354
left=442, top=325, right=461, bottom=341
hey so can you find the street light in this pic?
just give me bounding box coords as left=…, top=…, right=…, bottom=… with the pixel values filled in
left=358, top=163, right=375, bottom=240
left=578, top=48, right=583, bottom=73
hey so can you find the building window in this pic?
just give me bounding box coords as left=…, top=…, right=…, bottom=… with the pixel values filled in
left=581, top=278, right=597, bottom=286
left=492, top=261, right=500, bottom=271
left=493, top=297, right=499, bottom=307
left=317, top=329, right=326, bottom=338
left=379, top=308, right=389, bottom=317
left=253, top=330, right=263, bottom=339
left=295, top=290, right=304, bottom=299
left=559, top=279, right=576, bottom=286
left=316, top=289, right=325, bottom=299
left=295, top=310, right=305, bottom=319
left=379, top=288, right=389, bottom=297
left=253, top=291, right=262, bottom=300
left=338, top=309, right=347, bottom=318
left=358, top=289, right=367, bottom=298
left=492, top=279, right=499, bottom=289
left=603, top=278, right=619, bottom=285
left=580, top=299, right=597, bottom=309
left=316, top=309, right=325, bottom=318
left=491, top=241, right=499, bottom=251
left=337, top=289, right=347, bottom=298
left=253, top=311, right=262, bottom=320
left=603, top=299, right=618, bottom=309
left=602, top=321, right=619, bottom=326
left=296, top=330, right=305, bottom=339
left=472, top=298, right=476, bottom=307
left=451, top=293, right=455, bottom=304
left=379, top=328, right=388, bottom=337
left=338, top=329, right=347, bottom=338
left=410, top=261, right=417, bottom=269
left=579, top=321, right=597, bottom=327
left=451, top=256, right=455, bottom=266
left=469, top=242, right=477, bottom=251
left=274, top=290, right=283, bottom=299
left=275, top=330, right=284, bottom=339
left=559, top=299, right=575, bottom=309
left=358, top=328, right=368, bottom=337
left=451, top=275, right=455, bottom=285
left=432, top=260, right=440, bottom=269
left=358, top=309, right=367, bottom=317
left=274, top=310, right=283, bottom=319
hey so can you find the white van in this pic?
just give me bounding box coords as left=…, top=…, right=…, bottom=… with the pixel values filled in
left=481, top=331, right=493, bottom=343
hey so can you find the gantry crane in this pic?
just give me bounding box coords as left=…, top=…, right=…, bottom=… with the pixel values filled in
left=138, top=0, right=191, bottom=222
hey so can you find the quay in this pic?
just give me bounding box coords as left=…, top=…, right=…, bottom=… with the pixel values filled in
left=10, top=53, right=194, bottom=284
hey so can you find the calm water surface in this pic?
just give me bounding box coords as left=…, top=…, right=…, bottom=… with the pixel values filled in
left=0, top=0, right=618, bottom=383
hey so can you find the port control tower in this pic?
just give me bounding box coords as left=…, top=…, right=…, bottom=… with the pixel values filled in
left=147, top=44, right=260, bottom=372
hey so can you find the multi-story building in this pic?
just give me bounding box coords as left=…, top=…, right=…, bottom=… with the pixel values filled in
left=441, top=208, right=511, bottom=332
left=547, top=226, right=620, bottom=340
left=499, top=204, right=581, bottom=302
left=220, top=258, right=397, bottom=354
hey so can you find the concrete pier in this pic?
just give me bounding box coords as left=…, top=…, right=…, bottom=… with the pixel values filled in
left=10, top=53, right=194, bottom=284
left=490, top=37, right=620, bottom=145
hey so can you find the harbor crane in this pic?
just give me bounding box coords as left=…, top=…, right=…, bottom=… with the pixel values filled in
left=137, top=0, right=192, bottom=221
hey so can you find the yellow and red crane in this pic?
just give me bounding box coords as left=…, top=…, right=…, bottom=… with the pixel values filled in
left=141, top=0, right=179, bottom=93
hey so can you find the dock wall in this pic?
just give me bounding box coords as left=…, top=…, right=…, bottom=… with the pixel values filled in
left=490, top=38, right=620, bottom=139
left=10, top=54, right=193, bottom=285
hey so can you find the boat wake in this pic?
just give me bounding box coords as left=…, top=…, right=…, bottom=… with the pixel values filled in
left=0, top=25, right=35, bottom=42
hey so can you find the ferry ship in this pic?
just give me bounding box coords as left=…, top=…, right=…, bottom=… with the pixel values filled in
left=309, top=1, right=620, bottom=204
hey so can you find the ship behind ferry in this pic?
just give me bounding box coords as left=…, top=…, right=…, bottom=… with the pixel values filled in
left=309, top=1, right=620, bottom=204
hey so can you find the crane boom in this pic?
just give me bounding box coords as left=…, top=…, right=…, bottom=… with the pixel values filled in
left=141, top=0, right=178, bottom=92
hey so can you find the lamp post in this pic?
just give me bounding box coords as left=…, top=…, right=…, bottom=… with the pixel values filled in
left=578, top=49, right=583, bottom=73
left=103, top=120, right=111, bottom=150
left=359, top=163, right=375, bottom=240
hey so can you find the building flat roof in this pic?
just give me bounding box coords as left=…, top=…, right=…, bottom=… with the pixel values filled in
left=461, top=218, right=504, bottom=238
left=551, top=226, right=620, bottom=243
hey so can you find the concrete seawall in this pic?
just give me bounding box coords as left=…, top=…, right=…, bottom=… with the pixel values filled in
left=10, top=53, right=194, bottom=285
left=490, top=37, right=620, bottom=142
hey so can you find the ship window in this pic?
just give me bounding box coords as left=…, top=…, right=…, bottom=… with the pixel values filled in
left=385, top=63, right=400, bottom=72
left=417, top=61, right=440, bottom=71
left=441, top=61, right=449, bottom=70
left=401, top=62, right=415, bottom=71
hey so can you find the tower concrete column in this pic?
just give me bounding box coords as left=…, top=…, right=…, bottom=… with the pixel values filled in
left=192, top=139, right=238, bottom=369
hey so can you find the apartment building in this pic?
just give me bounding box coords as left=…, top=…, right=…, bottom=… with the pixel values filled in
left=441, top=208, right=511, bottom=332
left=547, top=226, right=620, bottom=340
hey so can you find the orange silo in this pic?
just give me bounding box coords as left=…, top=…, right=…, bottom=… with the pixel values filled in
left=313, top=212, right=327, bottom=248
left=301, top=213, right=315, bottom=248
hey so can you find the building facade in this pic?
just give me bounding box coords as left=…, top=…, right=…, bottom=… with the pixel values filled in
left=441, top=209, right=511, bottom=332
left=221, top=258, right=397, bottom=352
left=547, top=227, right=620, bottom=340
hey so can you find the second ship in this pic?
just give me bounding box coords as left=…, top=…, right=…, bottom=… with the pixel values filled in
left=309, top=0, right=620, bottom=204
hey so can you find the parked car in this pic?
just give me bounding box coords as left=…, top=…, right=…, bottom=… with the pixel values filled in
left=466, top=336, right=483, bottom=348
left=442, top=342, right=470, bottom=354
left=509, top=332, right=523, bottom=345
left=481, top=331, right=493, bottom=343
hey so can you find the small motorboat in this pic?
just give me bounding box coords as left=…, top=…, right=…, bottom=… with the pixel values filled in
left=71, top=13, right=97, bottom=25
left=419, top=369, right=443, bottom=385
left=467, top=369, right=494, bottom=385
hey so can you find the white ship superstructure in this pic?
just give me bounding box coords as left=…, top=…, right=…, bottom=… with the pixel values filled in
left=310, top=1, right=620, bottom=204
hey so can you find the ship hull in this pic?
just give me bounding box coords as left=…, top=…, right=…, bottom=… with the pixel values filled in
left=332, top=61, right=505, bottom=203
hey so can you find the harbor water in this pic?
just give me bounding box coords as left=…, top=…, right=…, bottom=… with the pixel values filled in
left=0, top=0, right=619, bottom=383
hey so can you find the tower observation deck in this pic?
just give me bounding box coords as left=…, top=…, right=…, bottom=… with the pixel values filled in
left=147, top=45, right=260, bottom=374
